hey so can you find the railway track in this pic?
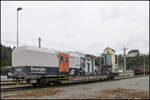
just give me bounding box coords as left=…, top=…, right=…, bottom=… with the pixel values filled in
left=0, top=80, right=27, bottom=86
left=1, top=82, right=27, bottom=86
left=1, top=75, right=147, bottom=92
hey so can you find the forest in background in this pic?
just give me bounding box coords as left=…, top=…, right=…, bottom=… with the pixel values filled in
left=1, top=44, right=12, bottom=67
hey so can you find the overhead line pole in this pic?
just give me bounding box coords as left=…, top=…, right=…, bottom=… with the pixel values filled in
left=117, top=55, right=119, bottom=68
left=121, top=47, right=128, bottom=76
left=144, top=55, right=146, bottom=76
left=38, top=37, right=42, bottom=48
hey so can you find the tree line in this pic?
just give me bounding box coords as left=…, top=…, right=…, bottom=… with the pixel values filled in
left=117, top=54, right=149, bottom=70
left=1, top=44, right=13, bottom=67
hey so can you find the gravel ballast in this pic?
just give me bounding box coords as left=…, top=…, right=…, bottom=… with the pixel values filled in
left=1, top=76, right=149, bottom=99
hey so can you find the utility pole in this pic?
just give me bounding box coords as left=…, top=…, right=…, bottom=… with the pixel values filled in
left=115, top=54, right=119, bottom=73
left=144, top=55, right=146, bottom=76
left=117, top=55, right=119, bottom=68
left=121, top=47, right=128, bottom=76
left=38, top=37, right=42, bottom=48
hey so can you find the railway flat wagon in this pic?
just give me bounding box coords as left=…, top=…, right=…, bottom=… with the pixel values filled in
left=11, top=46, right=114, bottom=86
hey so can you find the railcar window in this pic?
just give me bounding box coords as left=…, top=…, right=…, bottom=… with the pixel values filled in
left=65, top=57, right=68, bottom=63
left=60, top=56, right=63, bottom=62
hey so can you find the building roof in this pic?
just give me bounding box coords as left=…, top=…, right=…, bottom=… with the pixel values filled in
left=128, top=49, right=139, bottom=54
left=104, top=47, right=115, bottom=52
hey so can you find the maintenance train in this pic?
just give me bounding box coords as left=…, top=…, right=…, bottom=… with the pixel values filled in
left=10, top=46, right=118, bottom=86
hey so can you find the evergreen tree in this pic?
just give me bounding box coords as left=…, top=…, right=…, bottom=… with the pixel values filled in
left=1, top=44, right=12, bottom=67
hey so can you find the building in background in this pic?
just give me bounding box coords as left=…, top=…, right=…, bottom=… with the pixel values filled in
left=103, top=47, right=117, bottom=72
left=127, top=49, right=140, bottom=57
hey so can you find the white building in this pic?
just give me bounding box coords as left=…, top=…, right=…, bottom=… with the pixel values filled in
left=127, top=49, right=140, bottom=57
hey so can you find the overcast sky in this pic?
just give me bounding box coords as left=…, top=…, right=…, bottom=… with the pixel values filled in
left=1, top=1, right=149, bottom=56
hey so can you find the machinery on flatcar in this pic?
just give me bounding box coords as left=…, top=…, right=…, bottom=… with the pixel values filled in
left=11, top=46, right=117, bottom=86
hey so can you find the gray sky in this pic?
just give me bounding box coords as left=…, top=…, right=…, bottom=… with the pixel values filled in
left=1, top=1, right=149, bottom=56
